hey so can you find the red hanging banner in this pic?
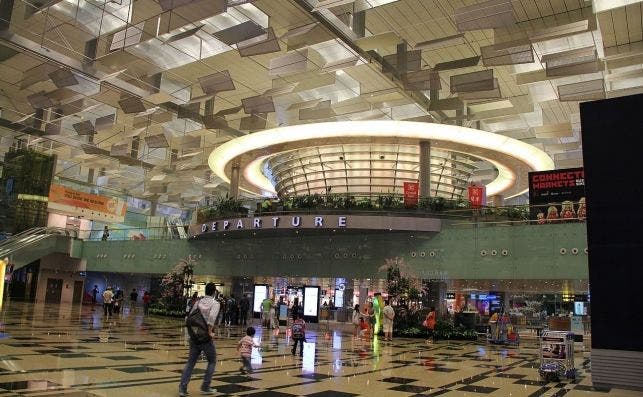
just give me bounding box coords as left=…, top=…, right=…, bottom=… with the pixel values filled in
left=468, top=185, right=486, bottom=209
left=403, top=181, right=419, bottom=208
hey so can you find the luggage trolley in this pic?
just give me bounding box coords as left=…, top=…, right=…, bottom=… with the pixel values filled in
left=539, top=331, right=576, bottom=382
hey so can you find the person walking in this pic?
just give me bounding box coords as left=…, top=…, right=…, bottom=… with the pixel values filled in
left=91, top=285, right=99, bottom=308
left=179, top=282, right=220, bottom=396
left=142, top=291, right=152, bottom=315
left=290, top=313, right=306, bottom=357
left=102, top=287, right=114, bottom=317
left=261, top=297, right=272, bottom=328
left=101, top=226, right=110, bottom=241
left=239, top=295, right=250, bottom=326
left=129, top=289, right=138, bottom=313
left=424, top=306, right=437, bottom=344
left=238, top=326, right=260, bottom=374
left=113, top=289, right=124, bottom=315
left=352, top=304, right=361, bottom=338
left=383, top=300, right=395, bottom=341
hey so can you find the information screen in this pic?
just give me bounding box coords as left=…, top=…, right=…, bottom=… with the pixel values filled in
left=253, top=285, right=267, bottom=313
left=303, top=286, right=319, bottom=316
left=334, top=289, right=344, bottom=308
left=574, top=301, right=585, bottom=316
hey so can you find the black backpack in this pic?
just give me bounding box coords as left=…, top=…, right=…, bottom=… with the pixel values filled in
left=185, top=303, right=211, bottom=344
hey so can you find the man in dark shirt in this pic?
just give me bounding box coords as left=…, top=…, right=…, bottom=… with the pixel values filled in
left=91, top=285, right=99, bottom=307
left=130, top=289, right=139, bottom=313
left=239, top=295, right=250, bottom=326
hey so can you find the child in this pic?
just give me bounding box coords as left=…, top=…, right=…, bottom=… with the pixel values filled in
left=238, top=327, right=260, bottom=374
left=291, top=313, right=306, bottom=357
left=358, top=317, right=369, bottom=339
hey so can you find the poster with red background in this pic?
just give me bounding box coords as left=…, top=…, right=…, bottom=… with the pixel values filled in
left=403, top=181, right=419, bottom=208
left=468, top=185, right=486, bottom=208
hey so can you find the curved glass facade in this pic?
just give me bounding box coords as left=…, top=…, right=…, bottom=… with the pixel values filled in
left=266, top=144, right=492, bottom=198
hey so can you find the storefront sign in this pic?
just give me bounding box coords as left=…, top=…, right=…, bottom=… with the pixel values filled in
left=189, top=214, right=442, bottom=237
left=528, top=167, right=585, bottom=222
left=403, top=181, right=419, bottom=207
left=467, top=185, right=486, bottom=208
left=48, top=184, right=127, bottom=222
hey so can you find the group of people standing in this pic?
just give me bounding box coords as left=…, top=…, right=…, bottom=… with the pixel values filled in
left=91, top=285, right=153, bottom=316
left=351, top=300, right=437, bottom=343
left=351, top=300, right=396, bottom=341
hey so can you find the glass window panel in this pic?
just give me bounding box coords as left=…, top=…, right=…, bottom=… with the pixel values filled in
left=350, top=170, right=371, bottom=177
left=396, top=171, right=418, bottom=179
left=325, top=171, right=346, bottom=179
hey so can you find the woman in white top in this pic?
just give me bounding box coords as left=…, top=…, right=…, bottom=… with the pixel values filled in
left=352, top=304, right=361, bottom=338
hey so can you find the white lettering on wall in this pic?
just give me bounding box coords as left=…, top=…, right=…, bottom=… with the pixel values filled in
left=253, top=218, right=262, bottom=228
left=314, top=217, right=323, bottom=227
left=236, top=219, right=244, bottom=229
left=202, top=224, right=207, bottom=232
left=291, top=216, right=301, bottom=227
left=338, top=216, right=347, bottom=227
left=212, top=222, right=217, bottom=230
left=272, top=217, right=280, bottom=227
left=223, top=220, right=230, bottom=230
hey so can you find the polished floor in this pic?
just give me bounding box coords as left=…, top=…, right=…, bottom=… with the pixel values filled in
left=0, top=302, right=638, bottom=397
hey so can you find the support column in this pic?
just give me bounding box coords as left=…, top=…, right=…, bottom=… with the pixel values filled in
left=419, top=140, right=431, bottom=199
left=230, top=164, right=240, bottom=199
left=489, top=195, right=503, bottom=207
left=423, top=280, right=447, bottom=317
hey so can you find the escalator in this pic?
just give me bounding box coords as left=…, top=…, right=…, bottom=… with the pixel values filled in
left=0, top=227, right=78, bottom=269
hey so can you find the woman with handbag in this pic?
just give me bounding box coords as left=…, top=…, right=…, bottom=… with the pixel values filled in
left=423, top=306, right=437, bottom=344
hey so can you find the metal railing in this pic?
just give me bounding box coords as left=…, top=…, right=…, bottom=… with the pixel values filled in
left=0, top=227, right=77, bottom=258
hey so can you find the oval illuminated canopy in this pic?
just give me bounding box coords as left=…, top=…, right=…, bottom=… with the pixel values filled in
left=208, top=121, right=555, bottom=198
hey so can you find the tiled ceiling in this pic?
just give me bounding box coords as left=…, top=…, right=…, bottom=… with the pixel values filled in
left=0, top=0, right=641, bottom=206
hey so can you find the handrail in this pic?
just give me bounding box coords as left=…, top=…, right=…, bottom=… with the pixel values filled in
left=0, top=227, right=47, bottom=248
left=0, top=227, right=77, bottom=251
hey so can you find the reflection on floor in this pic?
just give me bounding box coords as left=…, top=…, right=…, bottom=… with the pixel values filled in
left=0, top=302, right=637, bottom=396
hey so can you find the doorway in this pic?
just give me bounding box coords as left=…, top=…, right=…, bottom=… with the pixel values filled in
left=45, top=278, right=63, bottom=304
left=72, top=280, right=84, bottom=304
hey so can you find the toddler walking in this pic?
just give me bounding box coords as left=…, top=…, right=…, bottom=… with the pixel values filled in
left=238, top=327, right=260, bottom=374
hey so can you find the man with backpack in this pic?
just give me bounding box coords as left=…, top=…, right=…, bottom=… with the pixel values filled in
left=291, top=313, right=306, bottom=357
left=179, top=283, right=220, bottom=397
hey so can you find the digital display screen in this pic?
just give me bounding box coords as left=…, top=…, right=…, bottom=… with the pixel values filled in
left=253, top=285, right=267, bottom=313
left=334, top=289, right=344, bottom=308
left=279, top=304, right=288, bottom=320
left=574, top=301, right=585, bottom=316
left=303, top=287, right=319, bottom=316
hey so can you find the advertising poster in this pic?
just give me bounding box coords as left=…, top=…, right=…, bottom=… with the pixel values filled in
left=303, top=286, right=320, bottom=317
left=528, top=167, right=586, bottom=222
left=253, top=285, right=267, bottom=313
left=403, top=181, right=419, bottom=208
left=334, top=289, right=344, bottom=308
left=48, top=184, right=128, bottom=222
left=467, top=184, right=486, bottom=208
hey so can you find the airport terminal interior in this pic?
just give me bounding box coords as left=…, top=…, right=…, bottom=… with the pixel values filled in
left=0, top=0, right=642, bottom=395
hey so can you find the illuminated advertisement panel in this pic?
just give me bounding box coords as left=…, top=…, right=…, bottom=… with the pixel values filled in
left=303, top=286, right=320, bottom=317
left=334, top=289, right=344, bottom=308
left=253, top=285, right=267, bottom=313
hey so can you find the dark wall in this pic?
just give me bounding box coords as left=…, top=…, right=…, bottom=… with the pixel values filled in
left=581, top=93, right=643, bottom=351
